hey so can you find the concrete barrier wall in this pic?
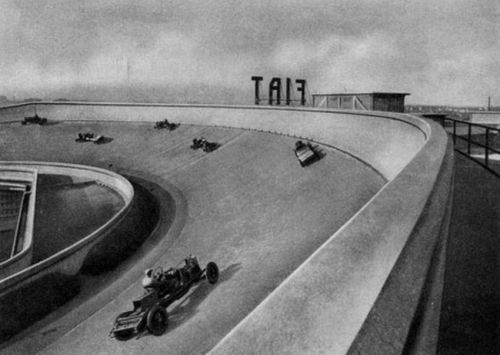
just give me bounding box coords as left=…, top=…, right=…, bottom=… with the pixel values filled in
left=0, top=162, right=134, bottom=296
left=0, top=102, right=426, bottom=179
left=0, top=168, right=37, bottom=280
left=0, top=104, right=37, bottom=123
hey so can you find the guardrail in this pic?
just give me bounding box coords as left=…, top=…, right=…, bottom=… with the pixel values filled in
left=435, top=117, right=500, bottom=177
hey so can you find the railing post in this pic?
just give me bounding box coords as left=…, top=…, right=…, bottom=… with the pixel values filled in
left=485, top=128, right=489, bottom=167
left=453, top=120, right=457, bottom=145
left=467, top=123, right=472, bottom=155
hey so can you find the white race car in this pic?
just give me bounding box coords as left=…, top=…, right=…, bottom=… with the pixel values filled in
left=294, top=140, right=319, bottom=167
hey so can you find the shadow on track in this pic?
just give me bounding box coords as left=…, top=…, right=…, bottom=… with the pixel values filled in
left=310, top=143, right=327, bottom=160
left=40, top=120, right=61, bottom=126
left=94, top=136, right=113, bottom=145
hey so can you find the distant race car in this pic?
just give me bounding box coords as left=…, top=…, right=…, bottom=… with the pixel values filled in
left=294, top=140, right=319, bottom=167
left=154, top=119, right=179, bottom=131
left=190, top=138, right=220, bottom=153
left=109, top=255, right=219, bottom=340
left=21, top=114, right=47, bottom=125
left=75, top=132, right=104, bottom=144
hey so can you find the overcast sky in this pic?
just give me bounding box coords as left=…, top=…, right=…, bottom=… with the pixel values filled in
left=0, top=0, right=498, bottom=105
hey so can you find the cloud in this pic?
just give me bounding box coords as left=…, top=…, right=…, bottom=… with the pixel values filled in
left=0, top=0, right=498, bottom=105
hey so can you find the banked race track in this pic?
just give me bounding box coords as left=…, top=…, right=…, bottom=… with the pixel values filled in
left=0, top=102, right=453, bottom=355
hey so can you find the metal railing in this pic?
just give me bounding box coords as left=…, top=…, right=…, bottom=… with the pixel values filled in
left=436, top=116, right=500, bottom=177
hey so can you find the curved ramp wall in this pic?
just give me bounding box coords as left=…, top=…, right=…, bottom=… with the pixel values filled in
left=0, top=162, right=134, bottom=295
left=0, top=168, right=37, bottom=280
left=0, top=103, right=452, bottom=354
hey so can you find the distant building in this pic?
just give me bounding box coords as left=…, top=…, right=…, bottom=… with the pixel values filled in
left=470, top=111, right=500, bottom=124
left=312, top=92, right=409, bottom=113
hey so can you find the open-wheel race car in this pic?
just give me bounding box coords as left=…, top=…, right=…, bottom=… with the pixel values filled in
left=75, top=132, right=104, bottom=144
left=154, top=119, right=179, bottom=131
left=21, top=114, right=47, bottom=125
left=109, top=255, right=219, bottom=340
left=190, top=138, right=220, bottom=153
left=294, top=140, right=320, bottom=167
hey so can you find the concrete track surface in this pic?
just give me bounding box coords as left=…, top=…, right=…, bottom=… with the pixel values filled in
left=0, top=121, right=385, bottom=354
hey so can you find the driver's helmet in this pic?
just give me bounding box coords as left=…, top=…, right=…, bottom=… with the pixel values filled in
left=186, top=254, right=197, bottom=265
left=153, top=267, right=164, bottom=281
left=142, top=268, right=154, bottom=288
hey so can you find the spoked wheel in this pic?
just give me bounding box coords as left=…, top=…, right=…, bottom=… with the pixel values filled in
left=147, top=304, right=168, bottom=336
left=206, top=262, right=219, bottom=284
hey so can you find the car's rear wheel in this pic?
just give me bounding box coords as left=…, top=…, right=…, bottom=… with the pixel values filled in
left=206, top=262, right=219, bottom=284
left=147, top=304, right=168, bottom=336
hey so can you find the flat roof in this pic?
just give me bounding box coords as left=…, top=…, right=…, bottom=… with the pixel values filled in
left=312, top=92, right=410, bottom=96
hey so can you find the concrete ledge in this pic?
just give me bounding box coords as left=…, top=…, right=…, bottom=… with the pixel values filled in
left=347, top=133, right=454, bottom=355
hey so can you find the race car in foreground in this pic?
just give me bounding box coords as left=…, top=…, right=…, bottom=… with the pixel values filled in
left=109, top=255, right=219, bottom=340
left=294, top=140, right=320, bottom=167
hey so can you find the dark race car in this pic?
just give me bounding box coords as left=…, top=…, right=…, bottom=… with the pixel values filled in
left=109, top=255, right=219, bottom=340
left=190, top=137, right=207, bottom=150
left=294, top=140, right=320, bottom=167
left=190, top=138, right=220, bottom=152
left=21, top=114, right=47, bottom=125
left=75, top=132, right=104, bottom=144
left=154, top=119, right=179, bottom=131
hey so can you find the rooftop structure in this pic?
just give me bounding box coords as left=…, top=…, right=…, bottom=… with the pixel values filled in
left=470, top=111, right=500, bottom=124
left=312, top=92, right=410, bottom=113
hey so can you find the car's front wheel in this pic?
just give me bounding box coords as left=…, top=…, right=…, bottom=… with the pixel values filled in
left=113, top=311, right=134, bottom=341
left=147, top=304, right=168, bottom=336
